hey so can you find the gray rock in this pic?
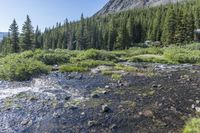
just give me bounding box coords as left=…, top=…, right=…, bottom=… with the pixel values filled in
left=88, top=120, right=98, bottom=127
left=96, top=0, right=185, bottom=15
left=53, top=112, right=61, bottom=118
left=195, top=107, right=200, bottom=112
left=105, top=85, right=110, bottom=89
left=110, top=124, right=117, bottom=130
left=102, top=104, right=111, bottom=113
left=21, top=119, right=31, bottom=126
left=69, top=105, right=78, bottom=110
left=91, top=93, right=99, bottom=98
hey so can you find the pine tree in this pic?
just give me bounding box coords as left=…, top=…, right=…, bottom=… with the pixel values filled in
left=195, top=7, right=200, bottom=28
left=34, top=26, right=42, bottom=49
left=161, top=6, right=177, bottom=45
left=20, top=15, right=34, bottom=51
left=9, top=19, right=19, bottom=53
left=116, top=21, right=129, bottom=49
left=151, top=8, right=162, bottom=41
left=77, top=13, right=86, bottom=50
left=108, top=18, right=116, bottom=50
left=185, top=11, right=195, bottom=43
left=127, top=16, right=134, bottom=46
left=174, top=9, right=185, bottom=44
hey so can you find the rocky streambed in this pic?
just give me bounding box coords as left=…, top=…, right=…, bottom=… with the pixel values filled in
left=0, top=63, right=199, bottom=133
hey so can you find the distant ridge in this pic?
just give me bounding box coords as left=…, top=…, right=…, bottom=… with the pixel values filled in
left=0, top=32, right=8, bottom=42
left=96, top=0, right=185, bottom=15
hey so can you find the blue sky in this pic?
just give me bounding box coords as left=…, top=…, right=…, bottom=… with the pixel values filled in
left=0, top=0, right=108, bottom=32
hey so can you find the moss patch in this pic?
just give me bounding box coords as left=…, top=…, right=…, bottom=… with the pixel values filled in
left=183, top=118, right=200, bottom=133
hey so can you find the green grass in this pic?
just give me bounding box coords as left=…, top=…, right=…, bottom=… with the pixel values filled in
left=183, top=118, right=200, bottom=133
left=76, top=60, right=114, bottom=68
left=183, top=43, right=200, bottom=50
left=70, top=49, right=119, bottom=63
left=127, top=47, right=164, bottom=56
left=111, top=73, right=122, bottom=80
left=114, top=64, right=138, bottom=72
left=129, top=54, right=173, bottom=64
left=164, top=47, right=200, bottom=64
left=59, top=64, right=88, bottom=72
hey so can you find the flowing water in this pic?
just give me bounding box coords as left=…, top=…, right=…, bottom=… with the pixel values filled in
left=0, top=63, right=199, bottom=133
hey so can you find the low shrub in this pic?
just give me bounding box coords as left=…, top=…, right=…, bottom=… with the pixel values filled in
left=183, top=118, right=200, bottom=133
left=71, top=49, right=119, bottom=62
left=18, top=50, right=34, bottom=58
left=0, top=57, right=51, bottom=81
left=129, top=55, right=172, bottom=64
left=34, top=51, right=70, bottom=65
left=164, top=48, right=200, bottom=64
left=128, top=47, right=164, bottom=56
left=184, top=43, right=200, bottom=50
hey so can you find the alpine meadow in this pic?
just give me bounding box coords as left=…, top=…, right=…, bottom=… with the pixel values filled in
left=0, top=0, right=199, bottom=132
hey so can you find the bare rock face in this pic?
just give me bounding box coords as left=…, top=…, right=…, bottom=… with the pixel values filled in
left=96, top=0, right=185, bottom=15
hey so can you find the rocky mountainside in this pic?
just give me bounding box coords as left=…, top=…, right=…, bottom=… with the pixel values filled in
left=96, top=0, right=185, bottom=15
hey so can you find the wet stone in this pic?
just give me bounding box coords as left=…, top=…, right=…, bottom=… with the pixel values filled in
left=91, top=93, right=99, bottom=98
left=21, top=119, right=32, bottom=126
left=102, top=104, right=111, bottom=113
left=152, top=84, right=162, bottom=88
left=52, top=65, right=59, bottom=71
left=139, top=110, right=154, bottom=117
left=69, top=105, right=78, bottom=110
left=110, top=124, right=117, bottom=130
left=53, top=112, right=61, bottom=118
left=105, top=85, right=110, bottom=89
left=195, top=107, right=200, bottom=112
left=88, top=120, right=98, bottom=127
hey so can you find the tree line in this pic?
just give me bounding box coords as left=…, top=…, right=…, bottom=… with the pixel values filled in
left=1, top=0, right=200, bottom=54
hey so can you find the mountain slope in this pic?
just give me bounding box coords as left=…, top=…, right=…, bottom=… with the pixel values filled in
left=96, top=0, right=185, bottom=15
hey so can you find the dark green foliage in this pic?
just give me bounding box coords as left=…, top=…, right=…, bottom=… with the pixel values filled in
left=0, top=43, right=200, bottom=81
left=129, top=55, right=172, bottom=64
left=20, top=15, right=34, bottom=51
left=34, top=26, right=42, bottom=49
left=37, top=0, right=200, bottom=50
left=164, top=47, right=200, bottom=64
left=9, top=19, right=20, bottom=53
left=0, top=55, right=50, bottom=81
left=34, top=50, right=70, bottom=65
left=161, top=6, right=177, bottom=45
left=1, top=0, right=200, bottom=53
left=70, top=49, right=118, bottom=62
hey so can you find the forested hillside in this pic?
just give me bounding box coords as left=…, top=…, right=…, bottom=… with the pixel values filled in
left=0, top=0, right=200, bottom=54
